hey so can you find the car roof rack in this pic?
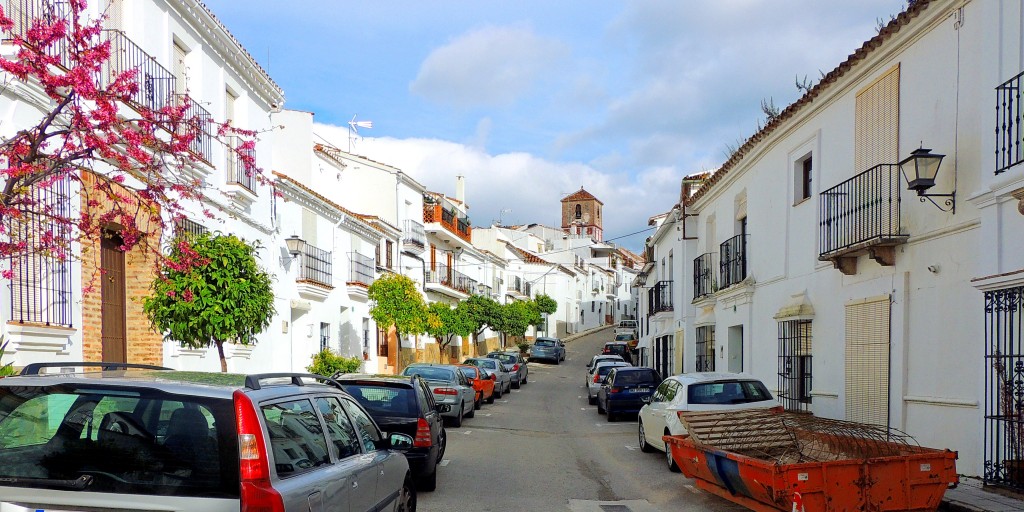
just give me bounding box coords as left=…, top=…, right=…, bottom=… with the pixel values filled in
left=19, top=362, right=172, bottom=375
left=244, top=372, right=344, bottom=391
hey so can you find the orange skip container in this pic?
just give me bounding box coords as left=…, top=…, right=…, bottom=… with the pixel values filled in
left=664, top=433, right=958, bottom=512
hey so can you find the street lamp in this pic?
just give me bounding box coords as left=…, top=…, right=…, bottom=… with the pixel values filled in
left=898, top=146, right=954, bottom=213
left=285, top=234, right=307, bottom=258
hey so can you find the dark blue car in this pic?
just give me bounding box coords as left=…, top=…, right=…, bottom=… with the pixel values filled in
left=597, top=367, right=662, bottom=421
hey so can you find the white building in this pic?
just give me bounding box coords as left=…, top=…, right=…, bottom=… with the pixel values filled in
left=635, top=0, right=1024, bottom=482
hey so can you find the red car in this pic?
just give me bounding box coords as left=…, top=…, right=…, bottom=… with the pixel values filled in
left=455, top=364, right=495, bottom=408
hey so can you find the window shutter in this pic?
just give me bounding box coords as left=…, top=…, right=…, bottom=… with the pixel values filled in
left=844, top=296, right=891, bottom=427
left=172, top=42, right=187, bottom=95
left=855, top=64, right=900, bottom=172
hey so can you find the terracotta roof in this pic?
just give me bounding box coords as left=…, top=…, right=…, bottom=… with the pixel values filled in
left=503, top=242, right=550, bottom=265
left=560, top=187, right=603, bottom=205
left=688, top=0, right=932, bottom=205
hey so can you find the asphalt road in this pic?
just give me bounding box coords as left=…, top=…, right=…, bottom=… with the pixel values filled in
left=418, top=327, right=746, bottom=512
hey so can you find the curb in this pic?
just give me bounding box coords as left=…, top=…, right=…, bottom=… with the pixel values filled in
left=563, top=325, right=615, bottom=343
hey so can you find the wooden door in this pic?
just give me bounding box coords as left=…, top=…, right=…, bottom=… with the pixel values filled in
left=100, top=231, right=127, bottom=363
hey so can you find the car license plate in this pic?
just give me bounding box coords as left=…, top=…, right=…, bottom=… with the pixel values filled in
left=636, top=387, right=650, bottom=393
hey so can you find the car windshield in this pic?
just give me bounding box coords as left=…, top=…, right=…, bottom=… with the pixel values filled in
left=341, top=384, right=415, bottom=417
left=402, top=366, right=455, bottom=382
left=535, top=340, right=555, bottom=347
left=604, top=345, right=627, bottom=354
left=614, top=334, right=633, bottom=341
left=688, top=380, right=774, bottom=405
left=596, top=364, right=625, bottom=376
left=613, top=370, right=659, bottom=385
left=458, top=368, right=477, bottom=379
left=489, top=354, right=516, bottom=364
left=0, top=384, right=238, bottom=497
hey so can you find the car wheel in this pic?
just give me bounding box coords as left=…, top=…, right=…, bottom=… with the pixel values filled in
left=512, top=378, right=521, bottom=389
left=606, top=404, right=615, bottom=422
left=474, top=392, right=482, bottom=410
left=465, top=398, right=476, bottom=418
left=450, top=404, right=463, bottom=428
left=587, top=390, right=596, bottom=405
left=397, top=473, right=417, bottom=511
left=639, top=421, right=655, bottom=453
left=437, top=429, right=446, bottom=462
left=597, top=399, right=605, bottom=415
left=522, top=372, right=528, bottom=384
left=419, top=467, right=437, bottom=492
left=554, top=358, right=559, bottom=366
left=666, top=430, right=681, bottom=472
left=494, top=386, right=503, bottom=399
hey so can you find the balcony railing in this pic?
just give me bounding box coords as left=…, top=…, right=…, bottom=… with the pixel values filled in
left=477, top=283, right=493, bottom=297
left=348, top=252, right=374, bottom=287
left=425, top=263, right=476, bottom=295
left=719, top=234, right=748, bottom=290
left=178, top=94, right=213, bottom=163
left=226, top=137, right=257, bottom=192
left=997, top=70, right=1024, bottom=174
left=4, top=0, right=73, bottom=69
left=422, top=203, right=472, bottom=243
left=524, top=281, right=532, bottom=297
left=102, top=30, right=176, bottom=112
left=298, top=243, right=332, bottom=287
left=693, top=252, right=714, bottom=300
left=402, top=219, right=426, bottom=249
left=647, top=281, right=673, bottom=317
left=509, top=276, right=523, bottom=294
left=818, top=164, right=906, bottom=259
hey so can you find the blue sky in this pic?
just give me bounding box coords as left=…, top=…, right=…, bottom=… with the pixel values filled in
left=204, top=0, right=908, bottom=252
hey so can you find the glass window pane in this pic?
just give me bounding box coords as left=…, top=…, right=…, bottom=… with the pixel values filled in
left=314, top=397, right=361, bottom=460
left=339, top=398, right=381, bottom=453
left=263, top=399, right=331, bottom=477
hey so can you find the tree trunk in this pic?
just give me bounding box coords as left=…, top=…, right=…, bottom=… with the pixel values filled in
left=216, top=340, right=227, bottom=373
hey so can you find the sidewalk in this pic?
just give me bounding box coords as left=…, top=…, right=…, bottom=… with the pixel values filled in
left=941, top=477, right=1024, bottom=511
left=562, top=325, right=614, bottom=343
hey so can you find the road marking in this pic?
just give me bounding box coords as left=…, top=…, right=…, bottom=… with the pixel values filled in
left=482, top=413, right=492, bottom=417
left=439, top=459, right=450, bottom=467
left=581, top=408, right=588, bottom=411
left=624, top=445, right=638, bottom=451
left=683, top=484, right=699, bottom=494
left=463, top=430, right=472, bottom=435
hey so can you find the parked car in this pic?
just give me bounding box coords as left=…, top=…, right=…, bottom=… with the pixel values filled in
left=529, top=337, right=565, bottom=364
left=455, top=364, right=495, bottom=407
left=0, top=362, right=417, bottom=512
left=586, top=360, right=631, bottom=404
left=602, top=341, right=633, bottom=364
left=596, top=366, right=662, bottom=421
left=401, top=363, right=476, bottom=427
left=585, top=354, right=625, bottom=387
left=463, top=357, right=511, bottom=398
left=614, top=319, right=638, bottom=337
left=613, top=332, right=639, bottom=352
left=637, top=372, right=778, bottom=472
left=487, top=351, right=529, bottom=388
left=335, top=373, right=450, bottom=492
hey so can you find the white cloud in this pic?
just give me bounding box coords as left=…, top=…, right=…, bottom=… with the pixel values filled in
left=410, top=25, right=569, bottom=108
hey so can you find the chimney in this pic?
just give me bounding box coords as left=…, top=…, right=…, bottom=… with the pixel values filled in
left=456, top=175, right=465, bottom=205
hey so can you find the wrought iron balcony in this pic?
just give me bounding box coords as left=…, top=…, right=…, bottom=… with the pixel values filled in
left=997, top=70, right=1024, bottom=174
left=348, top=252, right=374, bottom=287
left=719, top=235, right=747, bottom=290
left=476, top=283, right=493, bottom=297
left=297, top=243, right=332, bottom=288
left=647, top=280, right=673, bottom=317
left=226, top=137, right=256, bottom=192
left=424, top=263, right=476, bottom=295
left=509, top=275, right=524, bottom=294
left=4, top=0, right=73, bottom=69
left=177, top=95, right=213, bottom=163
left=102, top=30, right=176, bottom=112
left=693, top=252, right=715, bottom=300
left=402, top=219, right=426, bottom=249
left=818, top=164, right=906, bottom=274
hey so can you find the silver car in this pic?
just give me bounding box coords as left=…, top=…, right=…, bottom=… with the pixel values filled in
left=401, top=364, right=477, bottom=427
left=585, top=354, right=625, bottom=387
left=0, top=362, right=417, bottom=512
left=586, top=360, right=631, bottom=404
left=487, top=351, right=529, bottom=388
left=463, top=357, right=512, bottom=398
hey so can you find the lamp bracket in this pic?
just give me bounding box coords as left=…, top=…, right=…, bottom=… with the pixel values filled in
left=918, top=192, right=955, bottom=214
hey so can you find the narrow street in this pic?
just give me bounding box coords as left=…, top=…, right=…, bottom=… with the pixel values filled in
left=419, top=327, right=745, bottom=512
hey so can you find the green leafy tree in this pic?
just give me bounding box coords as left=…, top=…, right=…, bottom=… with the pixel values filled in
left=368, top=273, right=427, bottom=338
left=534, top=294, right=558, bottom=315
left=425, top=301, right=475, bottom=362
left=496, top=300, right=542, bottom=346
left=0, top=337, right=15, bottom=377
left=144, top=233, right=275, bottom=372
left=307, top=350, right=362, bottom=377
left=463, top=294, right=501, bottom=348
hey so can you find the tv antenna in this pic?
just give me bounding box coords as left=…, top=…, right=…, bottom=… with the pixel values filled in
left=347, top=115, right=373, bottom=152
left=495, top=208, right=512, bottom=226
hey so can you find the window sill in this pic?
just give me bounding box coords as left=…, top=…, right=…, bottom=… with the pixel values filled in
left=4, top=322, right=76, bottom=355
left=792, top=196, right=812, bottom=207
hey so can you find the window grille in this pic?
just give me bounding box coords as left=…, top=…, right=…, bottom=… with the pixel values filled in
left=984, top=286, right=1024, bottom=490
left=10, top=178, right=73, bottom=327
left=695, top=325, right=715, bottom=372
left=348, top=252, right=374, bottom=286
left=174, top=218, right=207, bottom=239
left=778, top=320, right=812, bottom=412
left=298, top=243, right=332, bottom=287
left=319, top=322, right=330, bottom=352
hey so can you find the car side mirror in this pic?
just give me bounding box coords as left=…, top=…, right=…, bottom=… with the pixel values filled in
left=436, top=403, right=451, bottom=413
left=388, top=432, right=414, bottom=451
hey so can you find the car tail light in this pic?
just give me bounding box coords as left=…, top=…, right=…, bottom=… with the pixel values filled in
left=414, top=418, right=432, bottom=448
left=234, top=390, right=284, bottom=512
left=512, top=364, right=520, bottom=372
left=609, top=387, right=622, bottom=394
left=593, top=373, right=601, bottom=383
left=434, top=387, right=458, bottom=396
left=490, top=374, right=497, bottom=381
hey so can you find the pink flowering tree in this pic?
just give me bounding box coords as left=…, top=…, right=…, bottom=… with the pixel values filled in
left=0, top=0, right=269, bottom=281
